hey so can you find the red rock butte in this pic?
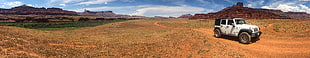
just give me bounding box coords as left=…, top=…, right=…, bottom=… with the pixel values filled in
left=78, top=10, right=132, bottom=17
left=190, top=2, right=310, bottom=20
left=0, top=5, right=77, bottom=15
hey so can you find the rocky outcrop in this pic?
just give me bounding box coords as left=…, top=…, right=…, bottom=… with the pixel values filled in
left=190, top=2, right=310, bottom=20
left=178, top=14, right=193, bottom=18
left=78, top=10, right=132, bottom=17
left=0, top=5, right=77, bottom=15
left=78, top=10, right=116, bottom=17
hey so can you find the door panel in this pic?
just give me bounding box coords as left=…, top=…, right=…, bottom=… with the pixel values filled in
left=220, top=20, right=227, bottom=35
left=227, top=20, right=234, bottom=36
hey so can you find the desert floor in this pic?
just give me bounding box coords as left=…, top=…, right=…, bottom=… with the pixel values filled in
left=0, top=19, right=309, bottom=58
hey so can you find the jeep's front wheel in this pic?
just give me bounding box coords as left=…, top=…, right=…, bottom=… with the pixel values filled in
left=214, top=29, right=221, bottom=38
left=239, top=32, right=251, bottom=44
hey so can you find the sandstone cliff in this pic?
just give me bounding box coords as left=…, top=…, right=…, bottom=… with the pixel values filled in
left=0, top=5, right=77, bottom=15
left=190, top=2, right=310, bottom=19
left=78, top=10, right=131, bottom=17
left=178, top=14, right=193, bottom=18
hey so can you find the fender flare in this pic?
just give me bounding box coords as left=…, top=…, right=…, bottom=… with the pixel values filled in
left=214, top=27, right=222, bottom=33
left=238, top=29, right=252, bottom=35
left=214, top=27, right=221, bottom=31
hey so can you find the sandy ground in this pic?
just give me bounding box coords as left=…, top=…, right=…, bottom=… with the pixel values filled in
left=1, top=19, right=309, bottom=57
left=153, top=20, right=310, bottom=58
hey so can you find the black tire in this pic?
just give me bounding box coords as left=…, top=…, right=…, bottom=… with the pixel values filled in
left=214, top=29, right=222, bottom=38
left=239, top=32, right=251, bottom=44
left=251, top=37, right=260, bottom=42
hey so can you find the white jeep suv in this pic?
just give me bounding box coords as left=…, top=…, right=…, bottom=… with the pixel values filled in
left=214, top=18, right=262, bottom=44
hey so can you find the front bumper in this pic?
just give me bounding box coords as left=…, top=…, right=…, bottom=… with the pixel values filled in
left=251, top=31, right=262, bottom=37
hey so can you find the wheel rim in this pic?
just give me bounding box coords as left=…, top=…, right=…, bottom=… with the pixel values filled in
left=214, top=30, right=219, bottom=37
left=215, top=32, right=218, bottom=37
left=241, top=34, right=248, bottom=42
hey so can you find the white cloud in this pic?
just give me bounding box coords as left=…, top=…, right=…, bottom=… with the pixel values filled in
left=50, top=0, right=83, bottom=3
left=130, top=5, right=213, bottom=17
left=164, top=0, right=186, bottom=5
left=262, top=3, right=310, bottom=14
left=48, top=0, right=84, bottom=7
left=72, top=5, right=213, bottom=17
left=73, top=6, right=137, bottom=12
left=197, top=0, right=210, bottom=4
left=26, top=4, right=33, bottom=6
left=63, top=0, right=84, bottom=3
left=2, top=1, right=23, bottom=7
left=59, top=4, right=66, bottom=7
left=298, top=0, right=310, bottom=1
left=261, top=0, right=310, bottom=13
left=71, top=5, right=143, bottom=15
left=224, top=0, right=234, bottom=4
left=196, top=0, right=224, bottom=10
left=246, top=0, right=265, bottom=7
left=121, top=0, right=135, bottom=2
left=78, top=0, right=116, bottom=5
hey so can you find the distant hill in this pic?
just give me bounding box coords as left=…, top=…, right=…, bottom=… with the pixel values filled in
left=190, top=2, right=310, bottom=20
left=78, top=10, right=131, bottom=17
left=178, top=14, right=193, bottom=18
left=0, top=5, right=77, bottom=15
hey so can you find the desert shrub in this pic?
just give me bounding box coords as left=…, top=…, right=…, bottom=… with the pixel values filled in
left=78, top=18, right=89, bottom=21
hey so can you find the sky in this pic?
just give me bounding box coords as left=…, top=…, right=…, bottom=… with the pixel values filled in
left=0, top=0, right=310, bottom=17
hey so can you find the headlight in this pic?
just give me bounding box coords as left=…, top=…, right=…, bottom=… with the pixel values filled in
left=249, top=27, right=258, bottom=32
left=254, top=28, right=258, bottom=31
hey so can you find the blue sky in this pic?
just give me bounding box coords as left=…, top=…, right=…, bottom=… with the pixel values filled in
left=0, top=0, right=310, bottom=17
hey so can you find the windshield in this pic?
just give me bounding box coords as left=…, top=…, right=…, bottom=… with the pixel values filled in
left=236, top=19, right=246, bottom=24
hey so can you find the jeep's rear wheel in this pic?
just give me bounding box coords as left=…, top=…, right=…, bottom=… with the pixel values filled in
left=239, top=32, right=251, bottom=44
left=214, top=29, right=221, bottom=38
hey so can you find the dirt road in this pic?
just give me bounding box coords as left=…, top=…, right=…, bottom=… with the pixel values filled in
left=154, top=20, right=310, bottom=58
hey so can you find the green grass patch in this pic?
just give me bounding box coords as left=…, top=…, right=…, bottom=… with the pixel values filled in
left=0, top=20, right=127, bottom=31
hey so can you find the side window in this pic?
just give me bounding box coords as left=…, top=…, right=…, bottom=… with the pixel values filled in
left=221, top=20, right=226, bottom=25
left=215, top=19, right=221, bottom=25
left=228, top=20, right=233, bottom=25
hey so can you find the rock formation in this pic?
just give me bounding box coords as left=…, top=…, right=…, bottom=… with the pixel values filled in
left=178, top=14, right=193, bottom=18
left=0, top=5, right=77, bottom=15
left=78, top=10, right=132, bottom=17
left=78, top=10, right=116, bottom=17
left=190, top=2, right=310, bottom=20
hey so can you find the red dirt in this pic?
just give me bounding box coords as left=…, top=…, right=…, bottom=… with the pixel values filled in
left=154, top=20, right=310, bottom=57
left=1, top=19, right=309, bottom=57
left=48, top=43, right=97, bottom=48
left=262, top=20, right=310, bottom=35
